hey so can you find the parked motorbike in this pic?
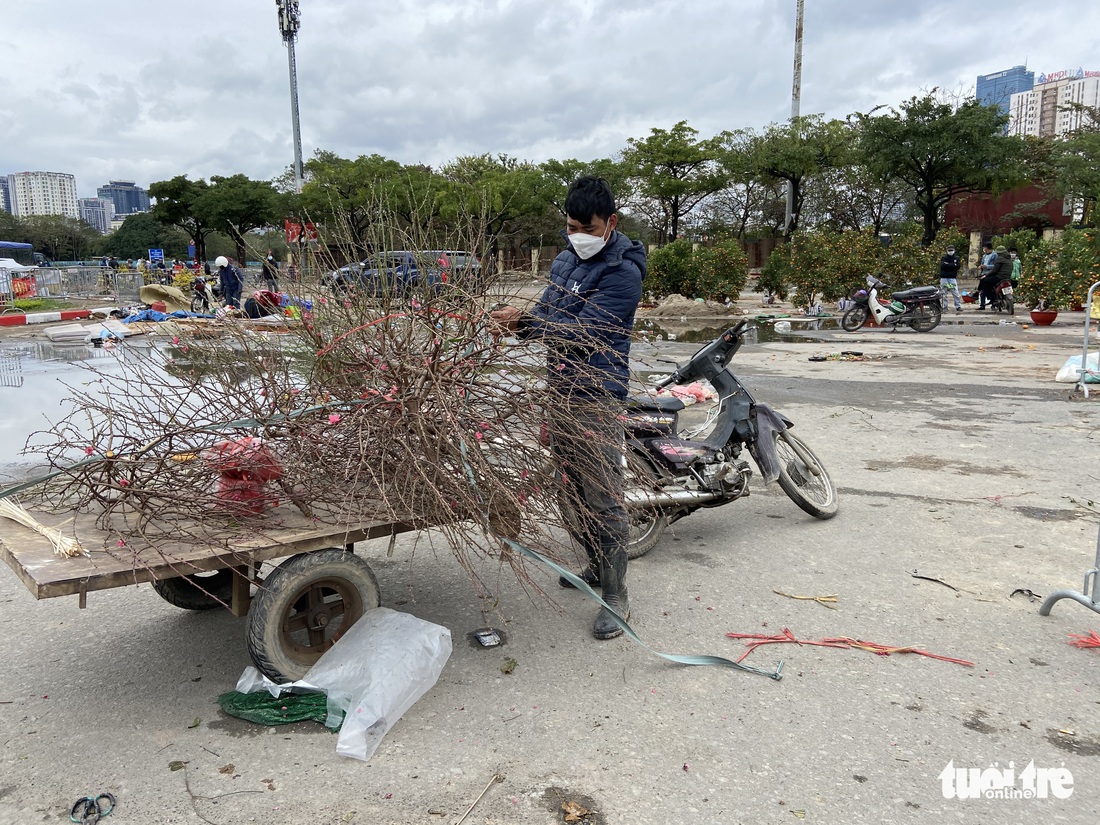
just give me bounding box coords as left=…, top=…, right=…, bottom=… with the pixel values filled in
left=582, top=320, right=839, bottom=558
left=841, top=275, right=942, bottom=333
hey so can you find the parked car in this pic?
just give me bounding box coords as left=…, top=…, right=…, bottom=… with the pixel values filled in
left=321, top=251, right=451, bottom=296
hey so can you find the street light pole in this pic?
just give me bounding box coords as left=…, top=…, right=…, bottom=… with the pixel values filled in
left=277, top=0, right=304, bottom=194
left=785, top=0, right=804, bottom=236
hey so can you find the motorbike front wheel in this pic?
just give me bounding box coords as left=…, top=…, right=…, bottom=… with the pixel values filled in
left=841, top=304, right=869, bottom=332
left=910, top=302, right=942, bottom=332
left=773, top=430, right=838, bottom=520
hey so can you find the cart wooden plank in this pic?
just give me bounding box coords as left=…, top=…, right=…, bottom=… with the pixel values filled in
left=0, top=507, right=416, bottom=600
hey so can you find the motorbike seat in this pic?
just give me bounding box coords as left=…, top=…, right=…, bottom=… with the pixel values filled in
left=890, top=286, right=940, bottom=301
left=628, top=394, right=685, bottom=413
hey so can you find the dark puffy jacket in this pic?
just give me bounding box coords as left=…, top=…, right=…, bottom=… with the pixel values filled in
left=938, top=253, right=961, bottom=278
left=519, top=230, right=645, bottom=399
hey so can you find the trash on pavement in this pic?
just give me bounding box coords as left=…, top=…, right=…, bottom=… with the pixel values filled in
left=234, top=607, right=452, bottom=761
left=1055, top=353, right=1100, bottom=383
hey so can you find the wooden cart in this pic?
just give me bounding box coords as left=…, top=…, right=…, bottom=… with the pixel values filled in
left=0, top=508, right=415, bottom=682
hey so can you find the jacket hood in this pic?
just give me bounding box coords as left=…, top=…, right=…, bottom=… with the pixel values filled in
left=577, top=229, right=647, bottom=278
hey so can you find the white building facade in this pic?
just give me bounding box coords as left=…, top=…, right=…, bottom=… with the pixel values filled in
left=6, top=171, right=79, bottom=218
left=1008, top=69, right=1100, bottom=138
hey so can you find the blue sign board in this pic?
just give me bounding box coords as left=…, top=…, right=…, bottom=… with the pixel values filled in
left=149, top=248, right=164, bottom=261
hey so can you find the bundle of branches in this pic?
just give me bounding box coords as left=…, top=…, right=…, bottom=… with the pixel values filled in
left=21, top=246, right=620, bottom=602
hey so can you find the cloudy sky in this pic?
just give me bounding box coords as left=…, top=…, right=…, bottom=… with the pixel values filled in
left=3, top=0, right=1098, bottom=198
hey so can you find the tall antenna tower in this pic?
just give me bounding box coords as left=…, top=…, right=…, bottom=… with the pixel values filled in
left=277, top=0, right=304, bottom=193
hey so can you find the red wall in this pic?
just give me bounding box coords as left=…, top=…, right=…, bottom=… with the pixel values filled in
left=945, top=185, right=1072, bottom=235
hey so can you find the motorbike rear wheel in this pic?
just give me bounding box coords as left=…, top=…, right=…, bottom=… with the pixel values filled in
left=557, top=450, right=668, bottom=559
left=841, top=305, right=869, bottom=332
left=1004, top=294, right=1015, bottom=316
left=910, top=302, right=942, bottom=332
left=773, top=430, right=838, bottom=520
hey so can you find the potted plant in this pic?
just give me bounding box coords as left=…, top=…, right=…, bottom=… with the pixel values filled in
left=1015, top=240, right=1070, bottom=325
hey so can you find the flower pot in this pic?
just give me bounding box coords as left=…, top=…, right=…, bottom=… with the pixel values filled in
left=1029, top=308, right=1059, bottom=326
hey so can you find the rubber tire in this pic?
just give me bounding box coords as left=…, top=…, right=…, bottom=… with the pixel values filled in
left=189, top=296, right=207, bottom=313
left=774, top=430, right=839, bottom=520
left=152, top=569, right=235, bottom=610
left=1005, top=294, right=1015, bottom=316
left=246, top=549, right=381, bottom=683
left=841, top=305, right=869, bottom=332
left=911, top=302, right=942, bottom=332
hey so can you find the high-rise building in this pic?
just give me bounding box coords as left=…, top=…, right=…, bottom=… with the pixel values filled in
left=0, top=178, right=10, bottom=213
left=6, top=171, right=80, bottom=218
left=1008, top=69, right=1100, bottom=138
left=96, top=180, right=150, bottom=215
left=977, top=65, right=1035, bottom=115
left=79, top=197, right=116, bottom=234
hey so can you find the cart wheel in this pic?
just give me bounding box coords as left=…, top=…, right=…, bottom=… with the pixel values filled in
left=246, top=549, right=381, bottom=683
left=152, top=569, right=235, bottom=611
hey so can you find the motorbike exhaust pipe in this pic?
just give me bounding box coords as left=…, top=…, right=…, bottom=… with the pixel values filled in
left=624, top=488, right=722, bottom=509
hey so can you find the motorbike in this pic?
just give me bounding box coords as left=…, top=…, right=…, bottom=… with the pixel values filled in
left=988, top=278, right=1015, bottom=315
left=841, top=275, right=942, bottom=333
left=190, top=277, right=218, bottom=313
left=588, top=320, right=839, bottom=558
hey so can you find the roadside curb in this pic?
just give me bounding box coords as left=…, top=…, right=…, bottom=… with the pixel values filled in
left=0, top=309, right=91, bottom=327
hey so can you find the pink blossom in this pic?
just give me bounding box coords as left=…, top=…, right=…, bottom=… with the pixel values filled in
left=520, top=470, right=529, bottom=480
left=328, top=413, right=342, bottom=424
left=118, top=478, right=130, bottom=487
left=84, top=446, right=95, bottom=456
left=474, top=432, right=483, bottom=441
left=172, top=336, right=180, bottom=344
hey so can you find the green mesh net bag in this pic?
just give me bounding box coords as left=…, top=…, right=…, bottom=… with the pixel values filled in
left=217, top=690, right=342, bottom=730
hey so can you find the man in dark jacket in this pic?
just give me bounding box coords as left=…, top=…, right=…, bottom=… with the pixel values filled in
left=977, top=246, right=1011, bottom=310
left=216, top=255, right=244, bottom=309
left=492, top=176, right=645, bottom=640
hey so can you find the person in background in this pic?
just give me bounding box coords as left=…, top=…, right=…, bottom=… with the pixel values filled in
left=490, top=176, right=645, bottom=641
left=977, top=243, right=998, bottom=310
left=1008, top=247, right=1022, bottom=287
left=262, top=249, right=280, bottom=292
left=939, top=244, right=962, bottom=313
left=216, top=255, right=244, bottom=308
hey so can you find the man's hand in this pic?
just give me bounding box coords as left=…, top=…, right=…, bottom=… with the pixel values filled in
left=489, top=305, right=523, bottom=335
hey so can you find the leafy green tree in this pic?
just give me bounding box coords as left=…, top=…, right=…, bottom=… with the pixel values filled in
left=22, top=215, right=101, bottom=261
left=438, top=154, right=554, bottom=266
left=702, top=129, right=785, bottom=239
left=856, top=94, right=1025, bottom=246
left=620, top=121, right=730, bottom=244
left=750, top=115, right=854, bottom=235
left=103, top=212, right=184, bottom=259
left=149, top=175, right=217, bottom=263
left=205, top=174, right=280, bottom=264
left=1049, top=104, right=1100, bottom=227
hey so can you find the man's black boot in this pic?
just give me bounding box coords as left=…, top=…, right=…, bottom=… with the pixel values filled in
left=559, top=535, right=602, bottom=589
left=559, top=565, right=601, bottom=589
left=593, top=548, right=629, bottom=640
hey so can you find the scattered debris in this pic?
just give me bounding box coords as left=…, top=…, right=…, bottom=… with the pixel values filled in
left=454, top=773, right=504, bottom=825
left=773, top=590, right=838, bottom=609
left=808, top=352, right=895, bottom=362
left=1009, top=588, right=1043, bottom=603
left=500, top=658, right=518, bottom=674
left=725, top=627, right=974, bottom=667
left=1068, top=629, right=1100, bottom=650
left=910, top=570, right=960, bottom=592
left=562, top=800, right=591, bottom=822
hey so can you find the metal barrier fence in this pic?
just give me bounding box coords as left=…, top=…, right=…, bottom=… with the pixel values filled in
left=0, top=267, right=146, bottom=305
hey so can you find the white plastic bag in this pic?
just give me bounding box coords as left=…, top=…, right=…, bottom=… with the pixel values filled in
left=1055, top=353, right=1100, bottom=383
left=234, top=607, right=452, bottom=761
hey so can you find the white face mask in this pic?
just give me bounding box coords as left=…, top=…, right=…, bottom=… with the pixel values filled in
left=569, top=222, right=612, bottom=260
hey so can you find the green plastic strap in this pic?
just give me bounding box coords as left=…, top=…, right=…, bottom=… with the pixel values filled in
left=501, top=535, right=782, bottom=680
left=455, top=439, right=781, bottom=680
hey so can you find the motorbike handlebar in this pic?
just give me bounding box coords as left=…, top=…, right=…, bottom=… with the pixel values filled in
left=654, top=319, right=749, bottom=389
